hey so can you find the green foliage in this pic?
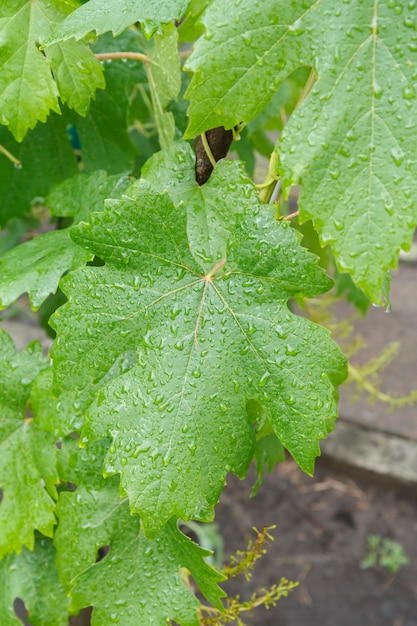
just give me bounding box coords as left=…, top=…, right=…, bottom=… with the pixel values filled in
left=0, top=536, right=69, bottom=626
left=0, top=172, right=130, bottom=309
left=0, top=332, right=54, bottom=557
left=0, top=1, right=414, bottom=623
left=361, top=534, right=409, bottom=574
left=0, top=0, right=104, bottom=141
left=199, top=527, right=298, bottom=625
left=0, top=115, right=78, bottom=226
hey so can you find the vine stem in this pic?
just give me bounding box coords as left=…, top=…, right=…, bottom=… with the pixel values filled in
left=0, top=143, right=21, bottom=167
left=95, top=51, right=150, bottom=63
left=278, top=210, right=299, bottom=221
left=95, top=50, right=190, bottom=64
left=348, top=363, right=417, bottom=406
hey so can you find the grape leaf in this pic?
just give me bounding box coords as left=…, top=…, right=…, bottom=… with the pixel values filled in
left=0, top=172, right=130, bottom=310
left=184, top=0, right=417, bottom=302
left=277, top=1, right=417, bottom=304
left=0, top=0, right=104, bottom=141
left=54, top=478, right=225, bottom=625
left=45, top=41, right=104, bottom=119
left=0, top=331, right=56, bottom=557
left=51, top=172, right=346, bottom=535
left=0, top=115, right=78, bottom=227
left=0, top=536, right=69, bottom=626
left=49, top=0, right=189, bottom=41
left=51, top=148, right=255, bottom=418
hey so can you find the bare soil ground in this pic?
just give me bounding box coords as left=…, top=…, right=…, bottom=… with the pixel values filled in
left=215, top=459, right=417, bottom=626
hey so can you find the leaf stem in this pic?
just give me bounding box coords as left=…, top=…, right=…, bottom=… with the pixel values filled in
left=294, top=67, right=317, bottom=110
left=200, top=131, right=217, bottom=169
left=95, top=51, right=150, bottom=63
left=0, top=143, right=22, bottom=167
left=258, top=150, right=279, bottom=204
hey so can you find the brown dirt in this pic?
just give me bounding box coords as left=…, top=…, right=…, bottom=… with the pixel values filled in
left=214, top=459, right=417, bottom=626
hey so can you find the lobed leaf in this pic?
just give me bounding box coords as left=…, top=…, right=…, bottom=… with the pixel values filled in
left=51, top=168, right=346, bottom=535
left=278, top=1, right=417, bottom=303
left=54, top=478, right=225, bottom=625
left=184, top=0, right=308, bottom=138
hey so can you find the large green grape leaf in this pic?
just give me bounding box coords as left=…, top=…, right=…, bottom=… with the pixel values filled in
left=0, top=536, right=69, bottom=626
left=184, top=0, right=417, bottom=303
left=0, top=172, right=130, bottom=310
left=51, top=172, right=346, bottom=535
left=54, top=477, right=224, bottom=625
left=49, top=0, right=189, bottom=41
left=0, top=0, right=104, bottom=141
left=0, top=115, right=78, bottom=227
left=50, top=151, right=256, bottom=425
left=0, top=331, right=56, bottom=557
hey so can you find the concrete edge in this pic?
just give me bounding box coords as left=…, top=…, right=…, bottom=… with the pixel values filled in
left=321, top=418, right=417, bottom=488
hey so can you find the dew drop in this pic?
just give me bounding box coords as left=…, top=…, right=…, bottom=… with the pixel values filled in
left=373, top=82, right=383, bottom=98
left=259, top=371, right=270, bottom=387
left=332, top=217, right=344, bottom=231
left=390, top=146, right=405, bottom=166
left=403, top=84, right=416, bottom=99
